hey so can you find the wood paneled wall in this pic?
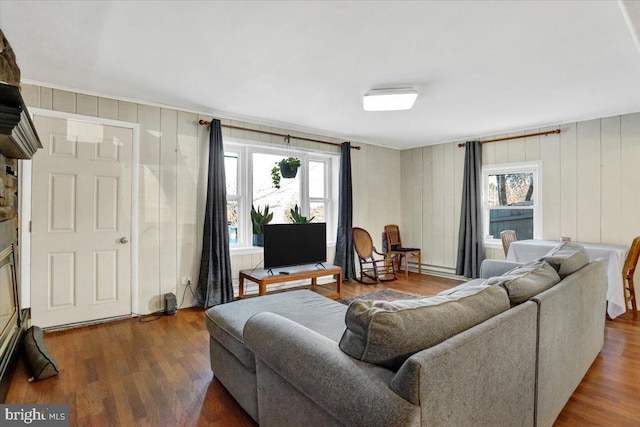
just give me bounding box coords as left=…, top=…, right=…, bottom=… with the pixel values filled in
left=22, top=85, right=639, bottom=297
left=352, top=143, right=402, bottom=249
left=400, top=142, right=464, bottom=273
left=401, top=113, right=640, bottom=271
left=20, top=85, right=402, bottom=311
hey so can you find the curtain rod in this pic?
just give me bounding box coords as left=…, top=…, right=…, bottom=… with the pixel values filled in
left=198, top=120, right=361, bottom=150
left=457, top=129, right=561, bottom=147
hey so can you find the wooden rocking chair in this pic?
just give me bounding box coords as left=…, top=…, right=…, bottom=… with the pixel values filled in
left=353, top=227, right=396, bottom=284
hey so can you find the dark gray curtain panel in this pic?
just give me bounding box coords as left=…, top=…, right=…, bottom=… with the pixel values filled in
left=456, top=141, right=485, bottom=278
left=194, top=119, right=234, bottom=307
left=333, top=142, right=356, bottom=280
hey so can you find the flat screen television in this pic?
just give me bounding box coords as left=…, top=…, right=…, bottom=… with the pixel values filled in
left=263, top=223, right=326, bottom=269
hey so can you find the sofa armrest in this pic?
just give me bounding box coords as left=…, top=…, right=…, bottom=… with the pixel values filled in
left=244, top=312, right=419, bottom=427
left=531, top=259, right=607, bottom=427
left=480, top=259, right=523, bottom=278
left=391, top=301, right=538, bottom=426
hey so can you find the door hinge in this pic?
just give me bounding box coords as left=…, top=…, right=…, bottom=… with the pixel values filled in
left=29, top=220, right=32, bottom=232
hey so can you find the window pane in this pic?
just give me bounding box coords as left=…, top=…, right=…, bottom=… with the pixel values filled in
left=488, top=173, right=534, bottom=207
left=488, top=208, right=533, bottom=240
left=253, top=153, right=300, bottom=224
left=309, top=161, right=325, bottom=198
left=227, top=200, right=238, bottom=243
left=309, top=202, right=326, bottom=223
left=225, top=152, right=238, bottom=196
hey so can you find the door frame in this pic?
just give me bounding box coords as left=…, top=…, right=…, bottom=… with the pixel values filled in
left=22, top=108, right=140, bottom=315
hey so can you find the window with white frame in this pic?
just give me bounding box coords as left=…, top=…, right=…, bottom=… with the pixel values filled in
left=252, top=151, right=301, bottom=224
left=224, top=139, right=338, bottom=248
left=225, top=151, right=241, bottom=244
left=482, top=162, right=542, bottom=244
left=308, top=159, right=329, bottom=223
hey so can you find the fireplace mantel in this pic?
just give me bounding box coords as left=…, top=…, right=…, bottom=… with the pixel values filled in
left=0, top=27, right=42, bottom=403
left=0, top=86, right=42, bottom=403
left=0, top=83, right=42, bottom=158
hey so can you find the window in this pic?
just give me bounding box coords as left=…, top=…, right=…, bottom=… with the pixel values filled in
left=482, top=162, right=541, bottom=244
left=225, top=151, right=241, bottom=244
left=252, top=152, right=300, bottom=224
left=308, top=160, right=328, bottom=223
left=224, top=139, right=338, bottom=248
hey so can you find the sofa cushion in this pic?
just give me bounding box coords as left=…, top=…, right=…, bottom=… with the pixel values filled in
left=480, top=259, right=524, bottom=279
left=205, top=290, right=347, bottom=371
left=437, top=278, right=487, bottom=296
left=487, top=260, right=561, bottom=305
left=339, top=285, right=510, bottom=370
left=540, top=242, right=590, bottom=278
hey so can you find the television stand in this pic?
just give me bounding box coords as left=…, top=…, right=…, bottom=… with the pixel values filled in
left=239, top=264, right=342, bottom=299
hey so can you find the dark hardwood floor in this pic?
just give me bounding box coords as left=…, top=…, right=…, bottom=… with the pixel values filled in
left=6, top=274, right=640, bottom=426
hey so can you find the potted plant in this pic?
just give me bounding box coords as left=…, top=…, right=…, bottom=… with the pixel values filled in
left=271, top=157, right=301, bottom=189
left=251, top=204, right=273, bottom=247
left=289, top=204, right=315, bottom=223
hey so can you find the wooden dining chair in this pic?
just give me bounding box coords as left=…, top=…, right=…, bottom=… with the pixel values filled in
left=384, top=224, right=421, bottom=279
left=623, top=236, right=640, bottom=316
left=500, top=230, right=518, bottom=257
left=353, top=227, right=396, bottom=284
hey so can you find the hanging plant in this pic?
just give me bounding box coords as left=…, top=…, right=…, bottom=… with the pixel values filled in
left=271, top=157, right=301, bottom=189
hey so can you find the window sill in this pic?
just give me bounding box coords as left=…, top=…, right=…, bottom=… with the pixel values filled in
left=484, top=240, right=503, bottom=249
left=230, top=246, right=264, bottom=255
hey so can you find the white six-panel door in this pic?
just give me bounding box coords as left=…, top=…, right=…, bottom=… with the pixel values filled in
left=31, top=116, right=132, bottom=328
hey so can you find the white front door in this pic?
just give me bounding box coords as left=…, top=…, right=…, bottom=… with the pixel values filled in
left=31, top=116, right=133, bottom=328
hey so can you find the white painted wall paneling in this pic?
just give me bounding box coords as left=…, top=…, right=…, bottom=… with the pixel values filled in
left=621, top=113, right=640, bottom=239
left=600, top=116, right=621, bottom=245
left=22, top=84, right=402, bottom=310
left=401, top=112, right=640, bottom=276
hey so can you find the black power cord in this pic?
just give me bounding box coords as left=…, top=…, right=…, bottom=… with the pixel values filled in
left=135, top=310, right=168, bottom=323
left=134, top=278, right=196, bottom=322
left=179, top=279, right=195, bottom=309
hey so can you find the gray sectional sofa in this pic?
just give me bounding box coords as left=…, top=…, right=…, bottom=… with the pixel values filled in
left=205, top=242, right=607, bottom=426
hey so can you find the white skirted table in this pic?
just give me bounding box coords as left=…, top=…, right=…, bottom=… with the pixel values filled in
left=506, top=240, right=629, bottom=319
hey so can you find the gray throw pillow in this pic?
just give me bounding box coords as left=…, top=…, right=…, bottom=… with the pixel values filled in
left=23, top=326, right=59, bottom=381
left=540, top=242, right=590, bottom=278
left=339, top=285, right=510, bottom=370
left=487, top=260, right=561, bottom=305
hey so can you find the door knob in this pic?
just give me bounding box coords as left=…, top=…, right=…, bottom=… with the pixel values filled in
left=120, top=237, right=129, bottom=244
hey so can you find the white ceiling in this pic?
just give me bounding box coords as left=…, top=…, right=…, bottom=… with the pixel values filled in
left=2, top=1, right=640, bottom=149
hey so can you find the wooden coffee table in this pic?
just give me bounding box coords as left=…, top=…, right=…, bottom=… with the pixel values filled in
left=238, top=264, right=342, bottom=299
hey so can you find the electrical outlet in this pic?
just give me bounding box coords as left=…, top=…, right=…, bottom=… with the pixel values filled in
left=181, top=277, right=189, bottom=286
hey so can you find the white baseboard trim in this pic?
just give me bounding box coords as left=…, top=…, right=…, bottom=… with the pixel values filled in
left=406, top=262, right=469, bottom=281
left=43, top=314, right=135, bottom=332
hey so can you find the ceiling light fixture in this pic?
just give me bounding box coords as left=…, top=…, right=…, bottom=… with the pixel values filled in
left=363, top=87, right=418, bottom=111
